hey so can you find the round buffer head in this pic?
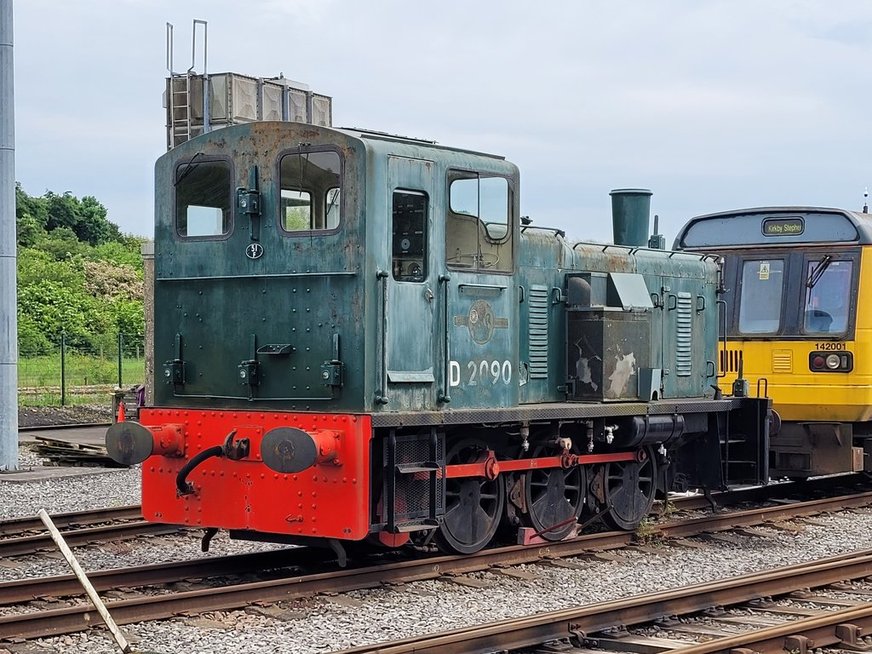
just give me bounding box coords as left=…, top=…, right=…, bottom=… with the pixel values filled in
left=261, top=427, right=318, bottom=473
left=105, top=421, right=154, bottom=465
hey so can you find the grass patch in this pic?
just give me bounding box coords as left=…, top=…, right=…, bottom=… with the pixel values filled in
left=633, top=517, right=662, bottom=545
left=18, top=354, right=145, bottom=407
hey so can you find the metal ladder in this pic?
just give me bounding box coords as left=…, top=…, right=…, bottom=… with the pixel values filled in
left=384, top=428, right=444, bottom=533
left=166, top=20, right=207, bottom=149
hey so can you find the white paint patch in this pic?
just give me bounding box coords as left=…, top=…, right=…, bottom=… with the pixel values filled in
left=576, top=356, right=597, bottom=391
left=608, top=352, right=637, bottom=398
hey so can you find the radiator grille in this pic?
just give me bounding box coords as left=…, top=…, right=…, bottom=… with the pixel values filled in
left=528, top=286, right=549, bottom=379
left=675, top=292, right=693, bottom=376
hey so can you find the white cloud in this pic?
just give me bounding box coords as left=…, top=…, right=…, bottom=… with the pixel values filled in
left=9, top=0, right=872, bottom=244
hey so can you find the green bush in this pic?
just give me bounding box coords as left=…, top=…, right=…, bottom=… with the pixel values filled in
left=15, top=184, right=147, bottom=405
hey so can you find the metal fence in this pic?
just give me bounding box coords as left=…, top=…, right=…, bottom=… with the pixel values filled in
left=18, top=333, right=146, bottom=407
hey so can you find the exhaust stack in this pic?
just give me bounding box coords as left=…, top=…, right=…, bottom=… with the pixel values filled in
left=610, top=188, right=652, bottom=246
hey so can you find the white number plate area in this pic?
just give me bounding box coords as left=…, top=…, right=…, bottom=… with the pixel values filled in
left=449, top=360, right=512, bottom=387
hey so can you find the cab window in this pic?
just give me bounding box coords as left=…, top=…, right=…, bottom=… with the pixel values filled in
left=804, top=258, right=852, bottom=334
left=279, top=151, right=342, bottom=233
left=446, top=172, right=513, bottom=272
left=392, top=190, right=427, bottom=282
left=175, top=159, right=232, bottom=237
left=738, top=259, right=784, bottom=334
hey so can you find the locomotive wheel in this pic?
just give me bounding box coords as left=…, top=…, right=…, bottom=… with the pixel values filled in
left=522, top=448, right=585, bottom=541
left=435, top=439, right=505, bottom=554
left=601, top=447, right=657, bottom=531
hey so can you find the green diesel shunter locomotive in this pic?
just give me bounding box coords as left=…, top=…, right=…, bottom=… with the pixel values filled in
left=107, top=120, right=769, bottom=557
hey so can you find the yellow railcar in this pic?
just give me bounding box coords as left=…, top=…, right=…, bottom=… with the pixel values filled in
left=675, top=206, right=872, bottom=478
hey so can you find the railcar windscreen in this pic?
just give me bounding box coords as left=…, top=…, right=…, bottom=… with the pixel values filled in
left=803, top=259, right=852, bottom=334
left=175, top=159, right=232, bottom=237
left=738, top=259, right=784, bottom=334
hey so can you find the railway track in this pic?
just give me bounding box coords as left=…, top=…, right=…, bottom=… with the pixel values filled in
left=0, top=472, right=862, bottom=555
left=333, top=549, right=872, bottom=654
left=0, top=506, right=179, bottom=558
left=17, top=422, right=112, bottom=432
left=1, top=490, right=871, bottom=642
left=0, top=505, right=142, bottom=537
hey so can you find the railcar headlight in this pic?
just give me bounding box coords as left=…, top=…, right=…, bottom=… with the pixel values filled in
left=808, top=350, right=853, bottom=372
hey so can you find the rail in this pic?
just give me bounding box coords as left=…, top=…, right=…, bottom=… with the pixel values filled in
left=1, top=490, right=871, bottom=640
left=336, top=549, right=872, bottom=654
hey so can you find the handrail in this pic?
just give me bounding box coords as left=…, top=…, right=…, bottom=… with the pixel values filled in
left=438, top=274, right=451, bottom=403
left=374, top=270, right=389, bottom=405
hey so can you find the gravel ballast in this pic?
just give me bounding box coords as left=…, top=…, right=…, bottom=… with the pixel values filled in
left=3, top=444, right=872, bottom=654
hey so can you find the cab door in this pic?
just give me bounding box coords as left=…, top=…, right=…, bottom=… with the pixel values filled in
left=440, top=171, right=518, bottom=410
left=383, top=156, right=437, bottom=409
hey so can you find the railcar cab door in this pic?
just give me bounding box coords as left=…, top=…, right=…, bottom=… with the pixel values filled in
left=440, top=170, right=519, bottom=410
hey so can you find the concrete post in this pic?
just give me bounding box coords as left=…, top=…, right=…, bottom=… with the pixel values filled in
left=0, top=0, right=18, bottom=472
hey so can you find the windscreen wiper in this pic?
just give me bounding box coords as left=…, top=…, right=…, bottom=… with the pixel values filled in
left=174, top=152, right=203, bottom=186
left=806, top=254, right=832, bottom=289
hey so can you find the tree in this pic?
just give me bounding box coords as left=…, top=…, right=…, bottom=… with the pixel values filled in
left=15, top=182, right=48, bottom=247
left=42, top=190, right=118, bottom=246
left=15, top=183, right=145, bottom=353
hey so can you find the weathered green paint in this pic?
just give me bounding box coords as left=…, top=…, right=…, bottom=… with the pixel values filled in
left=152, top=121, right=718, bottom=418
left=514, top=235, right=718, bottom=403
left=153, top=122, right=521, bottom=414
left=610, top=188, right=652, bottom=247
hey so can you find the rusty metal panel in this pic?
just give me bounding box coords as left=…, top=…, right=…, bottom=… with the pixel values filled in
left=383, top=157, right=438, bottom=409
left=771, top=422, right=854, bottom=477
left=567, top=309, right=651, bottom=401
left=153, top=123, right=367, bottom=413
left=517, top=229, right=572, bottom=405
left=370, top=397, right=749, bottom=428
left=445, top=279, right=518, bottom=409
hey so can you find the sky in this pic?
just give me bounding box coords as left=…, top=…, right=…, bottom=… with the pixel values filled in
left=10, top=0, right=872, bottom=244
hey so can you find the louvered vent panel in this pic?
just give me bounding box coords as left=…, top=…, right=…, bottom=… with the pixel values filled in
left=675, top=292, right=693, bottom=377
left=528, top=286, right=549, bottom=379
left=772, top=349, right=793, bottom=373
left=719, top=348, right=744, bottom=374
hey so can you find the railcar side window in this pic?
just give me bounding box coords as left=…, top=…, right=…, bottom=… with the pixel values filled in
left=280, top=151, right=342, bottom=232
left=175, top=160, right=232, bottom=237
left=446, top=173, right=513, bottom=273
left=804, top=259, right=852, bottom=334
left=392, top=191, right=427, bottom=282
left=738, top=259, right=784, bottom=334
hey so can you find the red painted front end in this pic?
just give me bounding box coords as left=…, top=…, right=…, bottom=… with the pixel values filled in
left=138, top=408, right=373, bottom=540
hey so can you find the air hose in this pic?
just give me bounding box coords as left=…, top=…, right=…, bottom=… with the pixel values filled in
left=176, top=445, right=224, bottom=495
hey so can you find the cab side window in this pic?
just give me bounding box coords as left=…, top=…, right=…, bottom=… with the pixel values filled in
left=392, top=191, right=427, bottom=282
left=446, top=172, right=513, bottom=272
